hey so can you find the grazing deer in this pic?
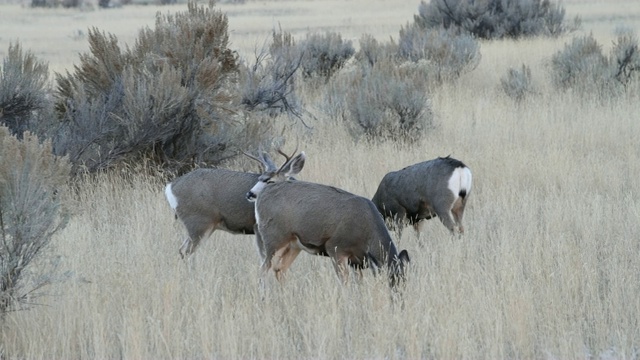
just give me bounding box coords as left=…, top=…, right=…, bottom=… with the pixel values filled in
left=372, top=156, right=472, bottom=235
left=246, top=151, right=410, bottom=287
left=164, top=151, right=296, bottom=258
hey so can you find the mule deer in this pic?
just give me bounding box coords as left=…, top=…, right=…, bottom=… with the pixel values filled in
left=372, top=156, right=472, bottom=235
left=164, top=151, right=297, bottom=258
left=246, top=151, right=410, bottom=287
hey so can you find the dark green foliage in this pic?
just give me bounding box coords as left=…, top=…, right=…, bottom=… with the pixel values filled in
left=398, top=25, right=480, bottom=83
left=415, top=0, right=580, bottom=40
left=0, top=126, right=71, bottom=314
left=298, top=32, right=355, bottom=79
left=240, top=29, right=303, bottom=118
left=550, top=31, right=640, bottom=97
left=0, top=43, right=50, bottom=139
left=50, top=2, right=269, bottom=175
left=501, top=64, right=535, bottom=101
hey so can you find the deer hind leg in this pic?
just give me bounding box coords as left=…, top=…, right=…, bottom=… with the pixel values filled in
left=432, top=197, right=458, bottom=234
left=451, top=196, right=466, bottom=234
left=324, top=245, right=351, bottom=284
left=180, top=219, right=215, bottom=258
left=273, top=241, right=302, bottom=282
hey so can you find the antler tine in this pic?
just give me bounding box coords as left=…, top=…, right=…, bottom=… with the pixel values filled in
left=276, top=148, right=292, bottom=163
left=242, top=150, right=263, bottom=164
left=243, top=150, right=273, bottom=172
left=276, top=140, right=299, bottom=173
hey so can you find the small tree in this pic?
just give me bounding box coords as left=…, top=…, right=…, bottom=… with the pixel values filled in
left=0, top=126, right=71, bottom=314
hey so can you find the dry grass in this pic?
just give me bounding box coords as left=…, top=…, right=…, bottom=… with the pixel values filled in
left=1, top=0, right=640, bottom=359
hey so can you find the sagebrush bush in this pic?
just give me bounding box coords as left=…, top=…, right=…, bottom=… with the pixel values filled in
left=414, top=0, right=580, bottom=40
left=298, top=32, right=355, bottom=79
left=0, top=43, right=50, bottom=139
left=321, top=59, right=432, bottom=142
left=501, top=64, right=535, bottom=101
left=50, top=2, right=271, bottom=175
left=610, top=29, right=640, bottom=87
left=354, top=34, right=398, bottom=67
left=550, top=31, right=640, bottom=97
left=0, top=126, right=71, bottom=315
left=398, top=24, right=480, bottom=83
left=239, top=29, right=303, bottom=118
left=31, top=0, right=88, bottom=8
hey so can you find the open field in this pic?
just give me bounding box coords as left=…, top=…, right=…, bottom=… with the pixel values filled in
left=1, top=0, right=640, bottom=358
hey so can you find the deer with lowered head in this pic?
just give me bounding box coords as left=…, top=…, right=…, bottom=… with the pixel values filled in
left=164, top=150, right=299, bottom=258
left=372, top=156, right=472, bottom=235
left=245, top=150, right=410, bottom=287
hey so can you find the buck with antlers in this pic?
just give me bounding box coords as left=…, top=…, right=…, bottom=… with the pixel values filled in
left=245, top=150, right=410, bottom=287
left=372, top=156, right=472, bottom=235
left=164, top=150, right=299, bottom=258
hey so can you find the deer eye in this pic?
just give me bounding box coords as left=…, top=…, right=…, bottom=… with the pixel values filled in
left=266, top=180, right=275, bottom=184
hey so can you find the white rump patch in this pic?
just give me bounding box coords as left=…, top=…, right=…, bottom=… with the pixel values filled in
left=165, top=183, right=179, bottom=210
left=448, top=167, right=473, bottom=197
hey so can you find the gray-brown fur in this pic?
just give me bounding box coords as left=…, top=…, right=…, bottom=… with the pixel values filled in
left=166, top=150, right=291, bottom=258
left=167, top=169, right=260, bottom=257
left=372, top=156, right=472, bottom=234
left=249, top=154, right=409, bottom=286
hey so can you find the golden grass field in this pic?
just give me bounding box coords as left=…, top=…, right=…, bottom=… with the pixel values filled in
left=1, top=0, right=640, bottom=358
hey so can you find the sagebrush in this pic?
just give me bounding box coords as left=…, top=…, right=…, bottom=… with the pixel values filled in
left=414, top=0, right=580, bottom=39
left=0, top=43, right=50, bottom=139
left=50, top=2, right=274, bottom=175
left=0, top=126, right=70, bottom=315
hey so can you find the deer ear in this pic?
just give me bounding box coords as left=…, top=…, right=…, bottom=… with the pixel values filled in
left=284, top=152, right=306, bottom=177
left=260, top=152, right=277, bottom=172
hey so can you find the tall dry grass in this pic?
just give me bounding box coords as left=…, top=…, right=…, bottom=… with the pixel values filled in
left=1, top=0, right=640, bottom=359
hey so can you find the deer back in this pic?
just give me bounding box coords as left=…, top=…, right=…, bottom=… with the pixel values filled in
left=373, top=156, right=469, bottom=214
left=256, top=180, right=401, bottom=267
left=170, top=168, right=259, bottom=234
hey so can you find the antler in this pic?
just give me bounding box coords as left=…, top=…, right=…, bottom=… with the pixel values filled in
left=242, top=150, right=277, bottom=172
left=242, top=150, right=263, bottom=164
left=276, top=139, right=299, bottom=172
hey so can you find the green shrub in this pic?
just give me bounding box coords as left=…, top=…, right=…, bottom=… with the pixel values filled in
left=0, top=126, right=70, bottom=314
left=50, top=2, right=270, bottom=175
left=0, top=43, right=50, bottom=139
left=298, top=32, right=355, bottom=79
left=415, top=0, right=580, bottom=40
